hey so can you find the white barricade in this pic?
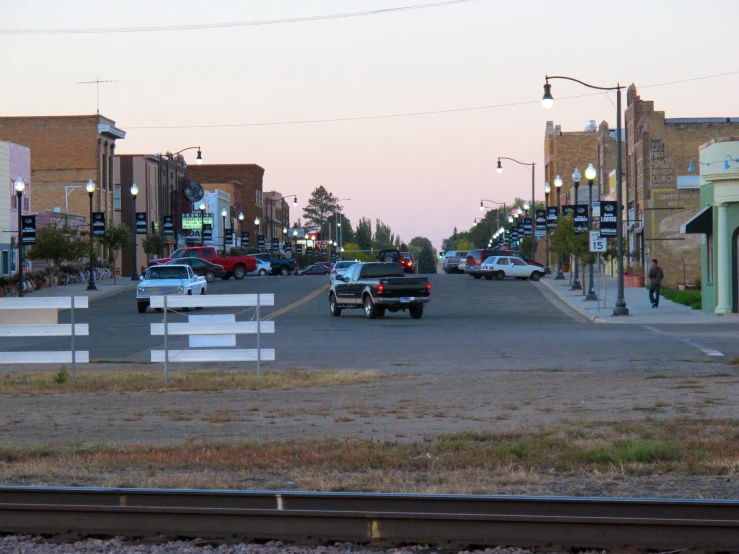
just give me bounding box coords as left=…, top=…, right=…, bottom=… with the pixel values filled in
left=149, top=294, right=275, bottom=382
left=0, top=297, right=89, bottom=380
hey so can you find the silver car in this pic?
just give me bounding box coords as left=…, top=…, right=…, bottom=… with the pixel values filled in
left=248, top=259, right=271, bottom=277
left=330, top=260, right=359, bottom=282
left=443, top=250, right=468, bottom=273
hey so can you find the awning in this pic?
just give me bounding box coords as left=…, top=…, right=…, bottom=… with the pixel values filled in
left=681, top=205, right=713, bottom=234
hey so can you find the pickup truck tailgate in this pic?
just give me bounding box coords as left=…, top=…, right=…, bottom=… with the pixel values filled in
left=380, top=277, right=430, bottom=297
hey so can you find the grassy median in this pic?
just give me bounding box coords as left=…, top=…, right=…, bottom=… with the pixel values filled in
left=0, top=368, right=382, bottom=395
left=1, top=420, right=737, bottom=495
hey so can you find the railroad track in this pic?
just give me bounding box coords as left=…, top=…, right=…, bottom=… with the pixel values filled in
left=1, top=487, right=738, bottom=550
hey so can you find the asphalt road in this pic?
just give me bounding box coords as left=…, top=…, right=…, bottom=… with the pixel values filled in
left=3, top=273, right=739, bottom=372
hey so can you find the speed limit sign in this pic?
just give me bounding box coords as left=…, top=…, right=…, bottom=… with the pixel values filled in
left=590, top=231, right=606, bottom=252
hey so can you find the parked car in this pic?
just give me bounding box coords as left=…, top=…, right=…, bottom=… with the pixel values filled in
left=329, top=262, right=431, bottom=319
left=399, top=252, right=418, bottom=274
left=330, top=260, right=359, bottom=282
left=164, top=258, right=225, bottom=283
left=136, top=264, right=207, bottom=313
left=299, top=264, right=331, bottom=276
left=248, top=259, right=271, bottom=277
left=151, top=246, right=257, bottom=280
left=442, top=250, right=468, bottom=273
left=252, top=253, right=297, bottom=276
left=480, top=256, right=545, bottom=281
left=457, top=256, right=467, bottom=273
left=465, top=249, right=541, bottom=278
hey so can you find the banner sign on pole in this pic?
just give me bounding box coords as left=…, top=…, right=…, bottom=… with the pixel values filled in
left=296, top=244, right=303, bottom=256
left=92, top=212, right=106, bottom=237
left=241, top=231, right=249, bottom=246
left=306, top=246, right=313, bottom=256
left=203, top=224, right=212, bottom=241
left=271, top=238, right=279, bottom=250
left=321, top=248, right=327, bottom=256
left=163, top=215, right=174, bottom=237
left=21, top=216, right=36, bottom=245
left=535, top=210, right=547, bottom=232
left=562, top=205, right=576, bottom=219
left=599, top=201, right=618, bottom=237
left=331, top=250, right=337, bottom=260
left=574, top=205, right=589, bottom=235
left=257, top=234, right=265, bottom=249
left=284, top=240, right=292, bottom=253
left=225, top=229, right=233, bottom=242
left=135, top=212, right=147, bottom=235
left=547, top=207, right=559, bottom=229
left=523, top=217, right=533, bottom=236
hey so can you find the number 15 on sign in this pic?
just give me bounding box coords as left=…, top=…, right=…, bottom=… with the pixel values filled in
left=590, top=231, right=606, bottom=252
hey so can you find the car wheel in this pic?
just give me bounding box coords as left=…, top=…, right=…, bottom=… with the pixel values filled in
left=233, top=265, right=246, bottom=280
left=137, top=302, right=147, bottom=314
left=409, top=306, right=424, bottom=319
left=484, top=274, right=493, bottom=281
left=530, top=271, right=541, bottom=281
left=363, top=295, right=378, bottom=319
left=280, top=267, right=289, bottom=276
left=329, top=293, right=341, bottom=317
left=258, top=268, right=267, bottom=276
left=472, top=274, right=482, bottom=279
left=496, top=271, right=505, bottom=281
left=204, top=271, right=215, bottom=283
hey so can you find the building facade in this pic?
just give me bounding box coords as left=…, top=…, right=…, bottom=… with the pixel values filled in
left=0, top=141, right=31, bottom=276
left=263, top=191, right=291, bottom=246
left=544, top=121, right=599, bottom=207
left=624, top=84, right=739, bottom=287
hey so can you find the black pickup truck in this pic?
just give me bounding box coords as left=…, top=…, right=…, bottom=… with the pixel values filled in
left=328, top=262, right=431, bottom=319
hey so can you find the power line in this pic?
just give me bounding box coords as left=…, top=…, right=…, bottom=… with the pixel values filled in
left=127, top=69, right=739, bottom=130
left=1, top=0, right=479, bottom=35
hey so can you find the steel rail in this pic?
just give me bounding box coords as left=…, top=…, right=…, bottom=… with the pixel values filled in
left=1, top=487, right=738, bottom=550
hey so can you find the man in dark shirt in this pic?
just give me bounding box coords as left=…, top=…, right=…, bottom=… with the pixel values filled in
left=648, top=259, right=664, bottom=308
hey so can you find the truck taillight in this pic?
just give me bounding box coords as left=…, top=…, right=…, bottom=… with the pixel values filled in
left=378, top=283, right=384, bottom=294
left=426, top=282, right=431, bottom=292
left=331, top=269, right=337, bottom=274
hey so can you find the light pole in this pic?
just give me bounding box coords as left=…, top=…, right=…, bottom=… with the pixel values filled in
left=86, top=179, right=97, bottom=291
left=554, top=175, right=564, bottom=280
left=13, top=177, right=25, bottom=297
left=543, top=75, right=628, bottom=315
left=335, top=198, right=351, bottom=252
left=571, top=168, right=582, bottom=290
left=157, top=147, right=203, bottom=249
left=221, top=208, right=228, bottom=254
left=480, top=199, right=507, bottom=236
left=497, top=157, right=536, bottom=259
left=130, top=183, right=139, bottom=280
left=238, top=212, right=244, bottom=249
left=254, top=216, right=262, bottom=251
left=199, top=202, right=206, bottom=246
left=585, top=163, right=598, bottom=301
left=544, top=181, right=551, bottom=274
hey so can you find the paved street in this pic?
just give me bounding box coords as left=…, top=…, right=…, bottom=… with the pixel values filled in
left=3, top=274, right=739, bottom=372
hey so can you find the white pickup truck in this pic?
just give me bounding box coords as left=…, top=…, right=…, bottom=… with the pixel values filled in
left=136, top=264, right=207, bottom=313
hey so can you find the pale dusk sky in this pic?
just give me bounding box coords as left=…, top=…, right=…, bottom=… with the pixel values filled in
left=3, top=0, right=738, bottom=248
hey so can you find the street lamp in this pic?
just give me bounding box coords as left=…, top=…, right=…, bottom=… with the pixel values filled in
left=584, top=163, right=598, bottom=301
left=238, top=212, right=244, bottom=248
left=13, top=176, right=25, bottom=297
left=571, top=168, right=582, bottom=291
left=130, top=183, right=139, bottom=280
left=543, top=75, right=627, bottom=315
left=221, top=208, right=228, bottom=254
left=481, top=199, right=507, bottom=231
left=553, top=175, right=564, bottom=279
left=544, top=181, right=551, bottom=273
left=497, top=157, right=536, bottom=259
left=199, top=202, right=206, bottom=246
left=86, top=179, right=97, bottom=291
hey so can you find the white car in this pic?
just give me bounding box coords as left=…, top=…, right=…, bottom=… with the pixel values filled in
left=480, top=256, right=545, bottom=281
left=248, top=259, right=271, bottom=277
left=330, top=260, right=359, bottom=282
left=457, top=257, right=467, bottom=273
left=136, top=264, right=207, bottom=313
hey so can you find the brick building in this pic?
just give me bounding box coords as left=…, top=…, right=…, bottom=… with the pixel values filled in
left=544, top=120, right=599, bottom=207
left=0, top=141, right=31, bottom=276
left=187, top=164, right=265, bottom=248
left=263, top=191, right=291, bottom=245
left=624, top=84, right=739, bottom=286
left=0, top=115, right=125, bottom=229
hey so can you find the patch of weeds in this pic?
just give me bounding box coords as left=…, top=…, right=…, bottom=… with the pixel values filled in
left=53, top=367, right=70, bottom=385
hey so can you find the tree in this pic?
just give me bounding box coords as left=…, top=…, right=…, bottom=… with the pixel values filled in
left=417, top=242, right=438, bottom=274
left=142, top=234, right=164, bottom=260
left=302, top=186, right=340, bottom=239
left=340, top=242, right=374, bottom=262
left=373, top=219, right=396, bottom=250
left=549, top=215, right=576, bottom=271
left=355, top=217, right=372, bottom=250
left=27, top=223, right=88, bottom=280
left=102, top=224, right=132, bottom=284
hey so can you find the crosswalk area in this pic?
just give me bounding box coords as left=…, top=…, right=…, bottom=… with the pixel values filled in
left=429, top=273, right=577, bottom=322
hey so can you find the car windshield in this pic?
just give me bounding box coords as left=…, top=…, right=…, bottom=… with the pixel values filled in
left=334, top=262, right=356, bottom=270
left=169, top=249, right=188, bottom=259
left=360, top=263, right=405, bottom=278
left=146, top=267, right=189, bottom=280
left=483, top=257, right=497, bottom=265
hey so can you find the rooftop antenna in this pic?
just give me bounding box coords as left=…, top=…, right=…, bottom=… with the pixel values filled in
left=76, top=76, right=117, bottom=114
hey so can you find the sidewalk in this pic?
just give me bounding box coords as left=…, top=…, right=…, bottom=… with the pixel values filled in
left=26, top=279, right=137, bottom=302
left=539, top=272, right=736, bottom=324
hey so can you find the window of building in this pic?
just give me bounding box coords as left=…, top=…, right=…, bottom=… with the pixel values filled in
left=706, top=233, right=714, bottom=285
left=23, top=197, right=29, bottom=212
left=114, top=185, right=121, bottom=211
left=11, top=194, right=17, bottom=210
left=256, top=190, right=263, bottom=207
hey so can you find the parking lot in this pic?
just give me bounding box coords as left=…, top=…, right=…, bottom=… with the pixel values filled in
left=3, top=272, right=739, bottom=373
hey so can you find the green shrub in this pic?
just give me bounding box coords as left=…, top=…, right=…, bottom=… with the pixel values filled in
left=661, top=288, right=702, bottom=310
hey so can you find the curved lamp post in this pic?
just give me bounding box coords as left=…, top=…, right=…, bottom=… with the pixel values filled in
left=199, top=202, right=206, bottom=246
left=553, top=175, right=564, bottom=280
left=221, top=208, right=228, bottom=254
left=497, top=157, right=536, bottom=259
left=571, top=168, right=582, bottom=291
left=544, top=181, right=551, bottom=274
left=584, top=163, right=598, bottom=301
left=86, top=179, right=97, bottom=291
left=130, top=183, right=139, bottom=279
left=480, top=199, right=507, bottom=240
left=238, top=212, right=244, bottom=248
left=13, top=176, right=25, bottom=296
left=543, top=75, right=627, bottom=315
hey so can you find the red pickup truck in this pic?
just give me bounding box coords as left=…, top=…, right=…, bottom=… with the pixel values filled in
left=152, top=246, right=257, bottom=280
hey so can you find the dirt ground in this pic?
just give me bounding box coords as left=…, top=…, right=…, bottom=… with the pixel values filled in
left=1, top=363, right=737, bottom=446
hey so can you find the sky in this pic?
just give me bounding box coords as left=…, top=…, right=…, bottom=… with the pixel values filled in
left=3, top=0, right=739, bottom=249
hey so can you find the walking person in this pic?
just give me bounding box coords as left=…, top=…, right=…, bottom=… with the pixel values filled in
left=648, top=259, right=664, bottom=308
